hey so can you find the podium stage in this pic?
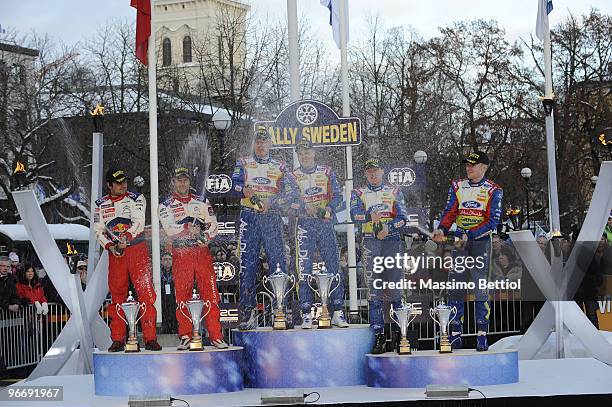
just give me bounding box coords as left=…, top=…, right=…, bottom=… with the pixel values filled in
left=10, top=358, right=612, bottom=407
left=367, top=349, right=519, bottom=387
left=93, top=346, right=244, bottom=396
left=232, top=324, right=374, bottom=388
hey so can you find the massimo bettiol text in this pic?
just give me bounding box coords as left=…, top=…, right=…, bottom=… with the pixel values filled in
left=371, top=253, right=521, bottom=290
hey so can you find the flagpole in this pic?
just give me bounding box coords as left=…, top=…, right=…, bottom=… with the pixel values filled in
left=540, top=0, right=563, bottom=358
left=543, top=8, right=559, bottom=235
left=287, top=0, right=300, bottom=167
left=338, top=0, right=358, bottom=316
left=148, top=1, right=162, bottom=323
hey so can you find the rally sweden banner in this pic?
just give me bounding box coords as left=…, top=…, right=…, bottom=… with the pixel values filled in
left=255, top=99, right=362, bottom=148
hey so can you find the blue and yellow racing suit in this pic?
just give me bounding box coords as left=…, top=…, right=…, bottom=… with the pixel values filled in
left=351, top=183, right=408, bottom=333
left=438, top=177, right=503, bottom=335
left=289, top=164, right=344, bottom=313
left=232, top=155, right=294, bottom=310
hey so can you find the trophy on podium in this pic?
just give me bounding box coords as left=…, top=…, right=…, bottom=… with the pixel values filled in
left=117, top=291, right=146, bottom=353
left=390, top=303, right=418, bottom=354
left=307, top=266, right=341, bottom=329
left=262, top=264, right=295, bottom=330
left=430, top=302, right=458, bottom=353
left=179, top=289, right=212, bottom=351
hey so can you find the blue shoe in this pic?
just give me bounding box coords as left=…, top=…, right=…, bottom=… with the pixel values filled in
left=449, top=333, right=463, bottom=349
left=238, top=308, right=258, bottom=331
left=476, top=334, right=488, bottom=351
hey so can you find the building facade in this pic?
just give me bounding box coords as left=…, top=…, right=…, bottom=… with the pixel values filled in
left=155, top=0, right=249, bottom=95
left=0, top=42, right=39, bottom=204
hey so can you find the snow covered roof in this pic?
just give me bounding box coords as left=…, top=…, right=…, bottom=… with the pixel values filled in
left=0, top=224, right=90, bottom=242
left=51, top=86, right=241, bottom=122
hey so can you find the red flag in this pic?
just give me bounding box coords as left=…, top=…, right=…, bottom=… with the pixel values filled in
left=131, top=0, right=151, bottom=65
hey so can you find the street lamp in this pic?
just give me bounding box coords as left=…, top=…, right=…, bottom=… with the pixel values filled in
left=413, top=150, right=427, bottom=164
left=212, top=115, right=232, bottom=216
left=213, top=118, right=231, bottom=131
left=212, top=115, right=231, bottom=170
left=133, top=175, right=145, bottom=193
left=413, top=151, right=428, bottom=225
left=521, top=167, right=532, bottom=233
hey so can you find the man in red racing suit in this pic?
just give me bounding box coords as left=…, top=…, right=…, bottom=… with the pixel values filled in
left=159, top=167, right=228, bottom=349
left=94, top=169, right=161, bottom=352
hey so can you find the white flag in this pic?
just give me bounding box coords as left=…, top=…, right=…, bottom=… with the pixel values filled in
left=535, top=0, right=553, bottom=41
left=320, top=0, right=349, bottom=49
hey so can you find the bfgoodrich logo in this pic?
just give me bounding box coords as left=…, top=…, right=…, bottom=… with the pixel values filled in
left=206, top=174, right=232, bottom=194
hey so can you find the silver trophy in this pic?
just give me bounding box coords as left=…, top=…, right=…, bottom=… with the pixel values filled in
left=179, top=289, right=212, bottom=351
left=307, top=266, right=340, bottom=329
left=116, top=291, right=146, bottom=352
left=262, top=264, right=295, bottom=330
left=390, top=303, right=418, bottom=354
left=429, top=303, right=458, bottom=353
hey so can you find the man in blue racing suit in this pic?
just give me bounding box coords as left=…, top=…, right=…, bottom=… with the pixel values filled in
left=232, top=127, right=294, bottom=330
left=351, top=158, right=408, bottom=354
left=433, top=151, right=503, bottom=351
left=288, top=138, right=349, bottom=329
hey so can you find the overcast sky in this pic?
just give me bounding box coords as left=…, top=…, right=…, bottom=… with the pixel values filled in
left=1, top=0, right=610, bottom=48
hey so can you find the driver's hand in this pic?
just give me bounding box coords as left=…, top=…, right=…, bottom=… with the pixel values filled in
left=305, top=204, right=318, bottom=217
left=432, top=229, right=446, bottom=243
left=243, top=186, right=255, bottom=199
left=376, top=224, right=390, bottom=240
left=371, top=212, right=383, bottom=223
left=189, top=224, right=201, bottom=237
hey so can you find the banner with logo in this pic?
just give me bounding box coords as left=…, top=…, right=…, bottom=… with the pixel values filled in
left=214, top=261, right=238, bottom=286
left=214, top=215, right=239, bottom=241
left=254, top=99, right=362, bottom=148
left=204, top=172, right=234, bottom=197
left=386, top=162, right=428, bottom=232
left=219, top=302, right=240, bottom=328
left=386, top=163, right=426, bottom=191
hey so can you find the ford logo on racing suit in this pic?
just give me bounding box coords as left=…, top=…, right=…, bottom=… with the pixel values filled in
left=305, top=186, right=322, bottom=195
left=253, top=177, right=271, bottom=185
left=370, top=203, right=387, bottom=212
left=463, top=200, right=481, bottom=209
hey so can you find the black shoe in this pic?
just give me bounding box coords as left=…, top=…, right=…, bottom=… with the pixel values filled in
left=371, top=333, right=387, bottom=354
left=145, top=340, right=162, bottom=351
left=108, top=340, right=125, bottom=352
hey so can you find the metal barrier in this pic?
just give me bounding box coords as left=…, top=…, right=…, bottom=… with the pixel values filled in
left=249, top=284, right=522, bottom=343
left=1, top=289, right=522, bottom=371
left=340, top=287, right=522, bottom=348
left=0, top=303, right=68, bottom=371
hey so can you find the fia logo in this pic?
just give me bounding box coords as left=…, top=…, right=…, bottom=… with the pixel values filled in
left=388, top=168, right=416, bottom=187
left=206, top=174, right=232, bottom=194
left=218, top=221, right=236, bottom=236
left=214, top=262, right=236, bottom=281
